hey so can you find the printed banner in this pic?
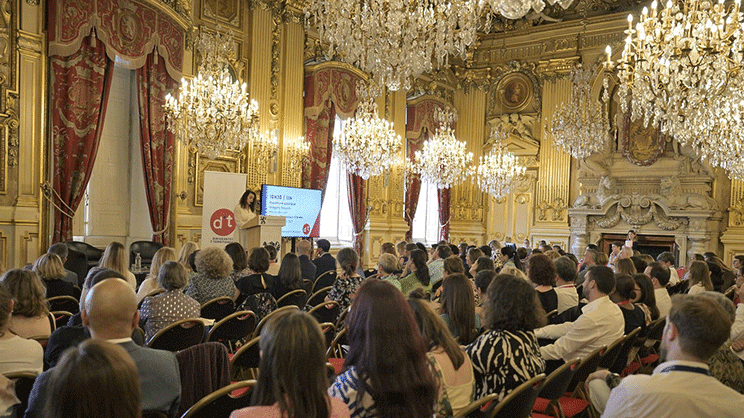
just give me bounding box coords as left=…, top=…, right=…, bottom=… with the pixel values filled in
left=201, top=171, right=247, bottom=246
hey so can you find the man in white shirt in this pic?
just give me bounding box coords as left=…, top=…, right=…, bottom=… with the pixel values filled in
left=428, top=244, right=451, bottom=285
left=656, top=252, right=680, bottom=286
left=553, top=256, right=579, bottom=314
left=535, top=265, right=624, bottom=364
left=589, top=294, right=744, bottom=418
left=645, top=262, right=672, bottom=318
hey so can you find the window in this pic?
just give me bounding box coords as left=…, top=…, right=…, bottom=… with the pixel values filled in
left=411, top=181, right=440, bottom=244
left=319, top=115, right=354, bottom=246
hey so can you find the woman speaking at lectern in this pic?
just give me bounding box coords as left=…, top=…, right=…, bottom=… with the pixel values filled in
left=235, top=190, right=258, bottom=248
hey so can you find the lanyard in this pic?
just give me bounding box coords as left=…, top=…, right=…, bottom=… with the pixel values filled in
left=659, top=365, right=710, bottom=376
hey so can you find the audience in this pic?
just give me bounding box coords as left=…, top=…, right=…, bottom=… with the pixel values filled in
left=313, top=239, right=336, bottom=279
left=656, top=251, right=680, bottom=286
left=265, top=245, right=280, bottom=276
left=0, top=269, right=51, bottom=339
left=139, top=261, right=200, bottom=342
left=443, top=255, right=465, bottom=277
left=428, top=245, right=451, bottom=285
left=474, top=270, right=496, bottom=326
left=326, top=248, right=363, bottom=316
left=376, top=253, right=401, bottom=291
left=701, top=291, right=744, bottom=394
left=588, top=294, right=744, bottom=417
left=32, top=253, right=77, bottom=299
left=176, top=241, right=199, bottom=273
left=498, top=246, right=522, bottom=272
left=687, top=260, right=714, bottom=295
left=44, top=340, right=141, bottom=418
left=135, top=246, right=176, bottom=303
left=273, top=253, right=308, bottom=307
left=553, top=256, right=579, bottom=314
left=527, top=253, right=558, bottom=313
left=225, top=242, right=251, bottom=281
left=614, top=257, right=637, bottom=276
left=408, top=296, right=475, bottom=417
left=645, top=261, right=672, bottom=317
left=185, top=246, right=239, bottom=305
left=396, top=241, right=408, bottom=266
left=468, top=256, right=494, bottom=278
left=631, top=273, right=660, bottom=324
left=46, top=243, right=79, bottom=286
left=465, top=248, right=483, bottom=277
left=440, top=273, right=480, bottom=345
left=0, top=285, right=43, bottom=375
left=535, top=266, right=623, bottom=370
left=26, top=279, right=181, bottom=417
left=231, top=309, right=350, bottom=418
left=296, top=240, right=317, bottom=283
left=99, top=242, right=137, bottom=288
left=400, top=249, right=432, bottom=296
left=329, top=279, right=437, bottom=418
left=610, top=273, right=647, bottom=334
left=577, top=248, right=599, bottom=285
left=235, top=247, right=276, bottom=318
left=466, top=274, right=546, bottom=401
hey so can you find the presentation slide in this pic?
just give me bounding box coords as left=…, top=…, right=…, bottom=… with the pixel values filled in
left=261, top=185, right=322, bottom=237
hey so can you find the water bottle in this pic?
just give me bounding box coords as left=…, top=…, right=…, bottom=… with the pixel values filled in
left=135, top=252, right=142, bottom=271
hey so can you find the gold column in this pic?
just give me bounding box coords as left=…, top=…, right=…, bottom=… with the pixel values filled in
left=279, top=20, right=304, bottom=188
left=721, top=179, right=744, bottom=264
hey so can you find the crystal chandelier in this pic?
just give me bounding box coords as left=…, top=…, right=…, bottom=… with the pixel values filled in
left=610, top=0, right=744, bottom=177
left=476, top=125, right=526, bottom=199
left=410, top=108, right=473, bottom=189
left=285, top=136, right=310, bottom=178
left=305, top=0, right=482, bottom=91
left=334, top=93, right=402, bottom=180
left=250, top=131, right=278, bottom=175
left=549, top=64, right=611, bottom=160
left=164, top=30, right=259, bottom=160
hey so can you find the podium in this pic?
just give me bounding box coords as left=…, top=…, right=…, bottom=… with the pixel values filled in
left=242, top=215, right=286, bottom=253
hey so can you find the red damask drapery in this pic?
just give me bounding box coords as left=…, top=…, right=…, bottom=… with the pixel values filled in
left=51, top=34, right=114, bottom=242
left=137, top=53, right=176, bottom=245
left=348, top=173, right=367, bottom=258
left=438, top=188, right=451, bottom=241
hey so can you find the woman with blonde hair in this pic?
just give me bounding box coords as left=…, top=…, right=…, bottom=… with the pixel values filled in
left=614, top=257, right=637, bottom=276
left=99, top=242, right=136, bottom=288
left=0, top=269, right=51, bottom=338
left=687, top=260, right=714, bottom=295
left=32, top=253, right=76, bottom=298
left=177, top=241, right=199, bottom=272
left=135, top=247, right=177, bottom=303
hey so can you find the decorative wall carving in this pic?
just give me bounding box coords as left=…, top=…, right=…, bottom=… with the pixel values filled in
left=487, top=61, right=542, bottom=118
left=193, top=150, right=245, bottom=206
left=0, top=0, right=16, bottom=195
left=203, top=0, right=241, bottom=27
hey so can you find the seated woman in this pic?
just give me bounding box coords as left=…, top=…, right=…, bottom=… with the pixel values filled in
left=468, top=256, right=495, bottom=278
left=325, top=248, right=364, bottom=316
left=466, top=274, right=546, bottom=401
left=614, top=258, right=637, bottom=276
left=474, top=270, right=496, bottom=327
left=32, top=253, right=77, bottom=299
left=610, top=274, right=647, bottom=335
left=184, top=247, right=239, bottom=305
left=631, top=273, right=659, bottom=324
left=225, top=242, right=251, bottom=281
left=231, top=309, right=350, bottom=418
left=45, top=340, right=140, bottom=418
left=687, top=260, right=714, bottom=295
left=273, top=253, right=307, bottom=307
left=440, top=273, right=480, bottom=345
left=135, top=246, right=176, bottom=303
left=376, top=253, right=401, bottom=291
left=0, top=285, right=43, bottom=375
left=329, top=280, right=437, bottom=418
left=235, top=247, right=276, bottom=319
left=98, top=242, right=136, bottom=289
left=0, top=269, right=52, bottom=339
left=527, top=253, right=558, bottom=314
left=140, top=261, right=201, bottom=342
left=399, top=249, right=432, bottom=297
left=177, top=241, right=199, bottom=273
left=408, top=297, right=474, bottom=417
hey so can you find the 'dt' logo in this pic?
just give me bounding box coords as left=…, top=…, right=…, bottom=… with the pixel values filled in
left=210, top=209, right=236, bottom=236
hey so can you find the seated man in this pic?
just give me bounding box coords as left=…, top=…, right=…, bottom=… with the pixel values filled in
left=535, top=266, right=624, bottom=368
left=645, top=261, right=672, bottom=318
left=588, top=294, right=744, bottom=417
left=26, top=279, right=181, bottom=417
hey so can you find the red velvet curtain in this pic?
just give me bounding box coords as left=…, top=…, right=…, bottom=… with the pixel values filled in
left=51, top=34, right=114, bottom=242
left=348, top=173, right=366, bottom=258
left=404, top=129, right=427, bottom=240
left=137, top=53, right=176, bottom=245
left=438, top=188, right=451, bottom=241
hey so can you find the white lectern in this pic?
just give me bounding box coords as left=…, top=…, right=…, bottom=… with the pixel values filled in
left=243, top=215, right=286, bottom=253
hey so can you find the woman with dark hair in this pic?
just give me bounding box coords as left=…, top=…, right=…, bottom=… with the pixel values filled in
left=440, top=273, right=480, bottom=344
left=408, top=298, right=474, bottom=417
left=474, top=270, right=496, bottom=326
left=468, top=256, right=494, bottom=278
left=273, top=253, right=307, bottom=303
left=235, top=190, right=258, bottom=249
left=631, top=273, right=659, bottom=324
left=225, top=242, right=251, bottom=281
left=443, top=255, right=465, bottom=277
left=0, top=269, right=51, bottom=339
left=687, top=260, right=714, bottom=295
left=236, top=247, right=277, bottom=318
left=610, top=273, right=647, bottom=334
left=499, top=246, right=523, bottom=271
left=231, top=309, right=349, bottom=418
left=44, top=340, right=140, bottom=418
left=329, top=280, right=437, bottom=418
left=466, top=274, right=546, bottom=400
left=326, top=248, right=363, bottom=315
left=526, top=253, right=558, bottom=313
left=399, top=249, right=432, bottom=296
left=614, top=258, right=637, bottom=276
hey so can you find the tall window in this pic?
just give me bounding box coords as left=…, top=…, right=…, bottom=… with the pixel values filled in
left=412, top=181, right=440, bottom=244
left=319, top=115, right=354, bottom=246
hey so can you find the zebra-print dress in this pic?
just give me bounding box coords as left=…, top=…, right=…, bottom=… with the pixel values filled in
left=465, top=329, right=545, bottom=400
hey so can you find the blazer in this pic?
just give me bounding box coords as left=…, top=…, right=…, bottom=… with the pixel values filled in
left=313, top=253, right=337, bottom=279
left=299, top=254, right=317, bottom=282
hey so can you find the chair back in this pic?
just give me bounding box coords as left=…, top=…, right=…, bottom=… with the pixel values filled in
left=252, top=305, right=299, bottom=338
left=545, top=309, right=559, bottom=321
left=180, top=380, right=256, bottom=418
left=176, top=342, right=231, bottom=416
left=230, top=337, right=261, bottom=380
left=147, top=318, right=205, bottom=352
left=487, top=373, right=546, bottom=418
left=46, top=295, right=79, bottom=314
left=308, top=300, right=340, bottom=324
left=609, top=327, right=642, bottom=373
left=454, top=393, right=499, bottom=418
left=275, top=288, right=308, bottom=309
left=65, top=241, right=104, bottom=269
left=129, top=240, right=164, bottom=269
left=3, top=372, right=38, bottom=418
left=538, top=359, right=580, bottom=401
left=313, top=270, right=337, bottom=292
left=599, top=334, right=627, bottom=369
left=306, top=285, right=333, bottom=307
left=50, top=311, right=73, bottom=330
left=566, top=346, right=606, bottom=393
left=206, top=311, right=257, bottom=349
left=325, top=328, right=347, bottom=359
left=319, top=322, right=336, bottom=349
left=200, top=297, right=235, bottom=321
left=63, top=247, right=88, bottom=284
left=335, top=306, right=350, bottom=329
left=644, top=316, right=666, bottom=340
